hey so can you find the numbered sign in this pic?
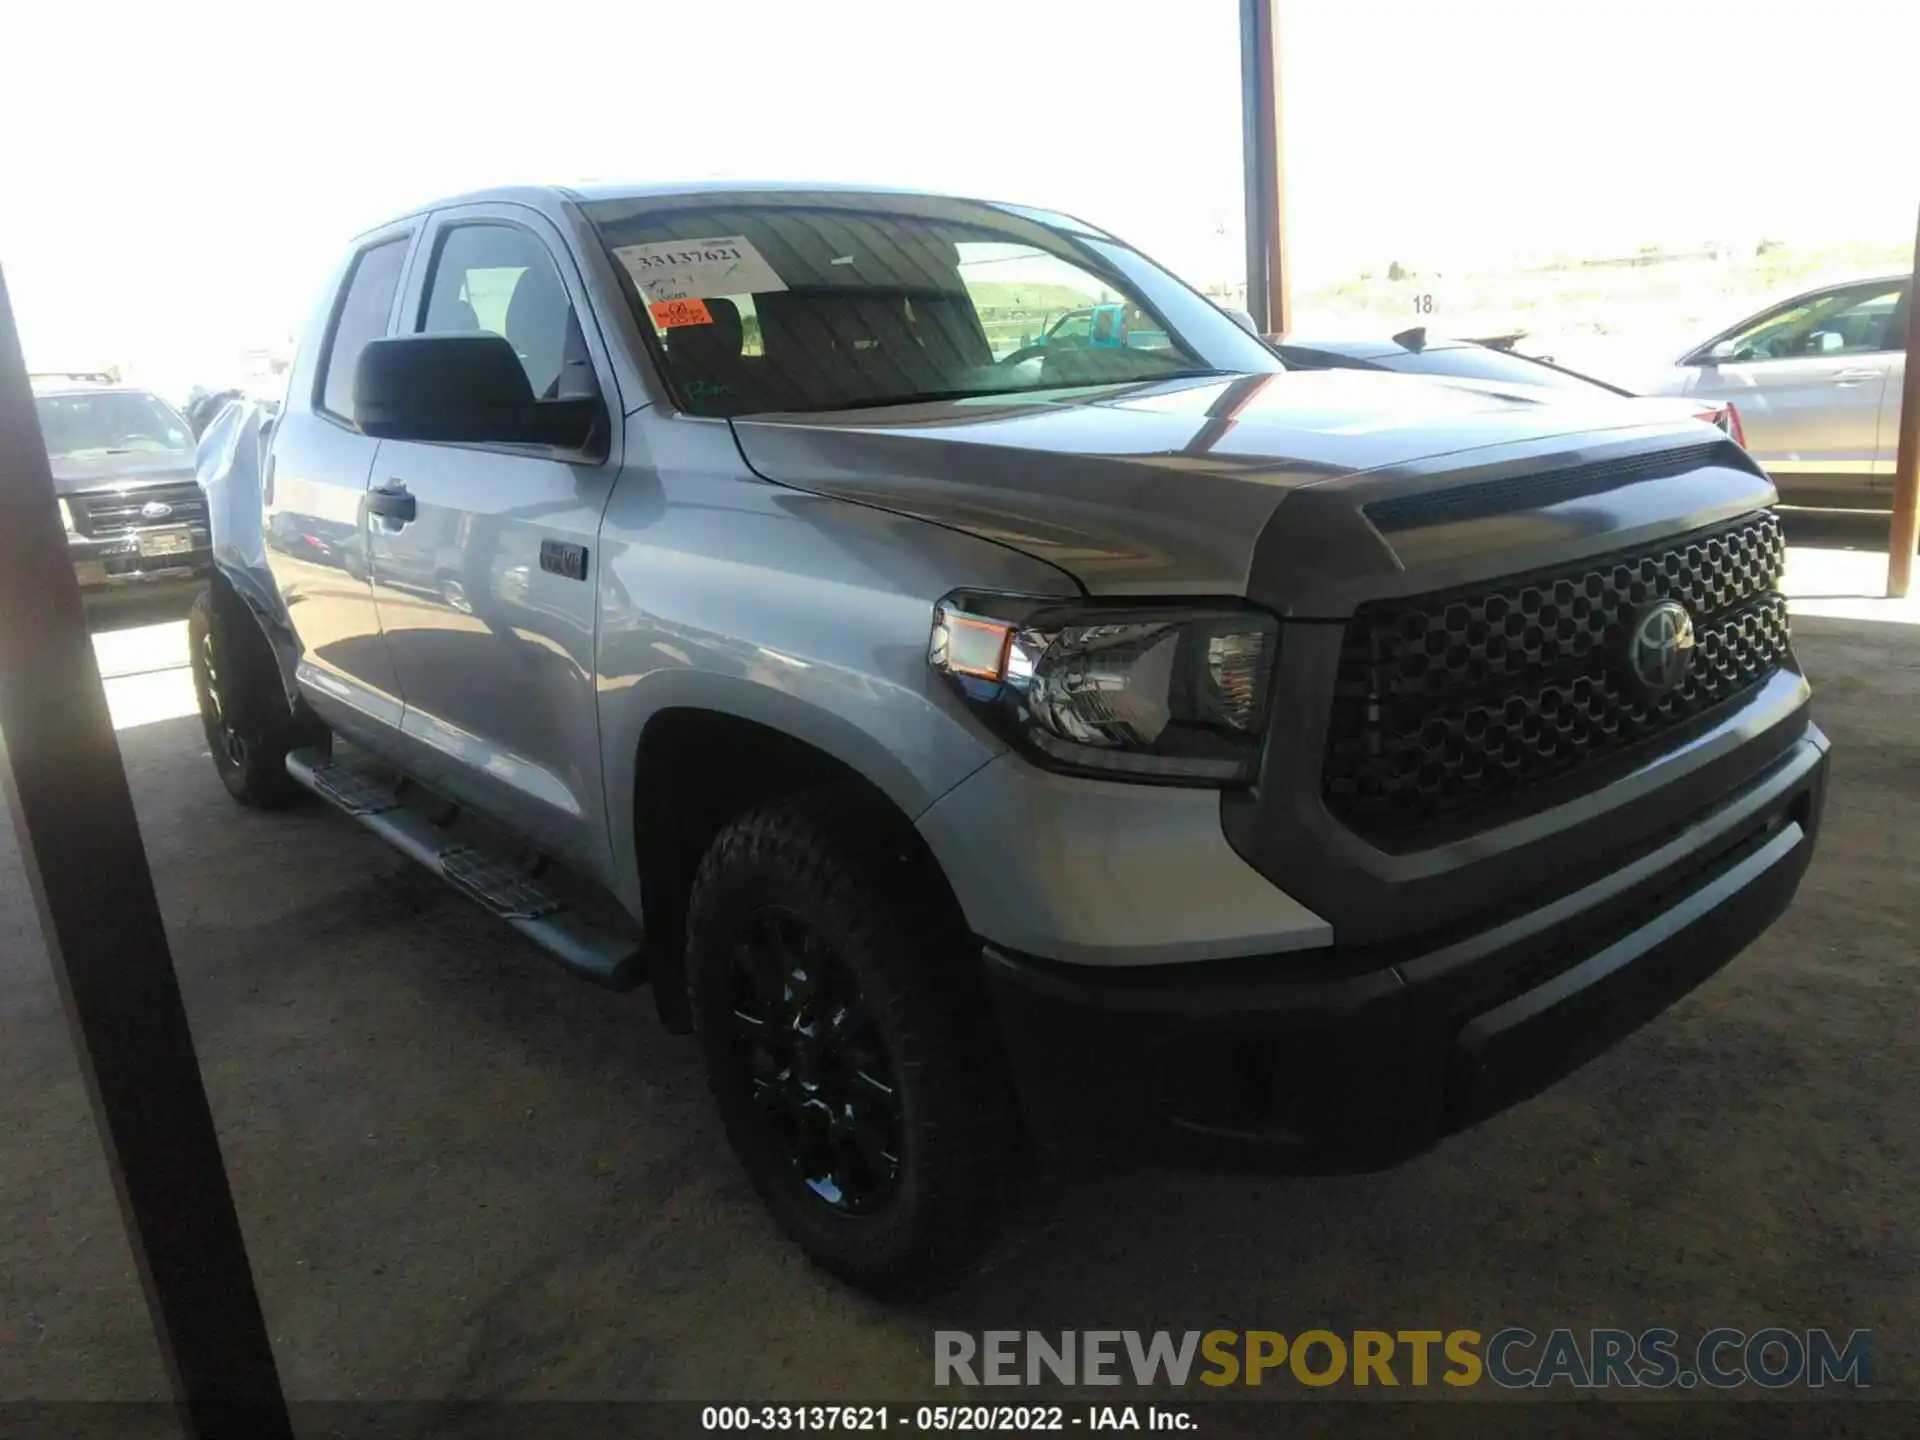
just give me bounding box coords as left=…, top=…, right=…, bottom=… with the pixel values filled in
left=614, top=236, right=787, bottom=302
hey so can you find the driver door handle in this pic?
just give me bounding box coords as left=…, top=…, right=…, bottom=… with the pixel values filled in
left=1833, top=368, right=1882, bottom=385
left=368, top=480, right=415, bottom=523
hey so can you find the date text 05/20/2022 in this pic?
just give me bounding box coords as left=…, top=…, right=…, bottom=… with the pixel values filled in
left=702, top=1405, right=1194, bottom=1432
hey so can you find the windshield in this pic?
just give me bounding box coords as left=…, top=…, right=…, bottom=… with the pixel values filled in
left=35, top=391, right=194, bottom=459
left=584, top=194, right=1280, bottom=417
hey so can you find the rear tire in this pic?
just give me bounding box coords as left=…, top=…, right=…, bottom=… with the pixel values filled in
left=686, top=790, right=1014, bottom=1292
left=189, top=583, right=325, bottom=809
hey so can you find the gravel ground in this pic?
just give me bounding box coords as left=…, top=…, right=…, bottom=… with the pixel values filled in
left=0, top=587, right=1913, bottom=1414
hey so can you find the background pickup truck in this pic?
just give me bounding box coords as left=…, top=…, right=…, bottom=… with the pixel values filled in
left=32, top=375, right=212, bottom=607
left=194, top=181, right=1827, bottom=1290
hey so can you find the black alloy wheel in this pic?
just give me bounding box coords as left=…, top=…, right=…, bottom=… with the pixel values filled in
left=198, top=614, right=249, bottom=772
left=728, top=906, right=902, bottom=1214
left=189, top=583, right=325, bottom=808
left=686, top=791, right=1015, bottom=1289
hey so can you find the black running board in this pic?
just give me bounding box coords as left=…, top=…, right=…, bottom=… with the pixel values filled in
left=286, top=748, right=644, bottom=990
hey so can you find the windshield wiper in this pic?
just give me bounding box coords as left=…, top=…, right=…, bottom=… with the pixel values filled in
left=815, top=371, right=1236, bottom=414
left=822, top=387, right=1037, bottom=411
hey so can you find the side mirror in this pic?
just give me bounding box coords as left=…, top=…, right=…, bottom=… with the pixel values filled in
left=1222, top=306, right=1262, bottom=338
left=354, top=334, right=600, bottom=449
left=1701, top=339, right=1739, bottom=365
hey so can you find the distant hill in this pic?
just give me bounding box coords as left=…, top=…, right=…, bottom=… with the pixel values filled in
left=1289, top=239, right=1913, bottom=366
left=965, top=281, right=1102, bottom=314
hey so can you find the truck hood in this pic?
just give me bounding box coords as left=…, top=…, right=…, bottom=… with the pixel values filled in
left=48, top=451, right=199, bottom=497
left=729, top=370, right=1774, bottom=610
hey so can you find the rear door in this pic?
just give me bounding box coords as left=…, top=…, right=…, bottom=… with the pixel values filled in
left=1686, top=280, right=1902, bottom=504
left=265, top=226, right=415, bottom=736
left=363, top=203, right=623, bottom=872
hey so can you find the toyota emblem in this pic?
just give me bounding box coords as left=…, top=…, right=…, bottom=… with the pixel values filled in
left=140, top=500, right=174, bottom=520
left=1626, top=600, right=1695, bottom=694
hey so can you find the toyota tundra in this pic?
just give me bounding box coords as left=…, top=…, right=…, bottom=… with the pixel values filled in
left=193, top=183, right=1827, bottom=1288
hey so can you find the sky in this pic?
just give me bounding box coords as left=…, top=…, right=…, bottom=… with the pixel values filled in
left=3, top=0, right=1914, bottom=393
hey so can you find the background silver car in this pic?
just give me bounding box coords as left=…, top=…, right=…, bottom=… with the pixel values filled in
left=1635, top=274, right=1910, bottom=508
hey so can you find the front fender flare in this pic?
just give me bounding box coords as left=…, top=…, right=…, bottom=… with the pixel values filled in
left=599, top=663, right=1004, bottom=920
left=197, top=400, right=300, bottom=698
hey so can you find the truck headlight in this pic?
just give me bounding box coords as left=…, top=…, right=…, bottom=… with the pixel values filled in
left=929, top=594, right=1279, bottom=785
left=57, top=498, right=77, bottom=536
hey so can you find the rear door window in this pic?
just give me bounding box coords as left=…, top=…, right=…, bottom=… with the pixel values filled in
left=318, top=239, right=409, bottom=425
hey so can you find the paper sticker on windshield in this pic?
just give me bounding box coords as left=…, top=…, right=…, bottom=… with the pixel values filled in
left=614, top=236, right=787, bottom=301
left=650, top=297, right=713, bottom=328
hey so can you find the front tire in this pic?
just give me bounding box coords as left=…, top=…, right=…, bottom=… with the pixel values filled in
left=687, top=791, right=1014, bottom=1291
left=189, top=583, right=325, bottom=809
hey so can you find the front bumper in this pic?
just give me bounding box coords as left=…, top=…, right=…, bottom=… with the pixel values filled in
left=984, top=726, right=1828, bottom=1175
left=70, top=534, right=212, bottom=599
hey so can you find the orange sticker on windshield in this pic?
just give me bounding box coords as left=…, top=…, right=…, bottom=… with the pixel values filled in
left=650, top=298, right=713, bottom=328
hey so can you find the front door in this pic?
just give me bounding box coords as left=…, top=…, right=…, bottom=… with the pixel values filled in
left=363, top=206, right=622, bottom=873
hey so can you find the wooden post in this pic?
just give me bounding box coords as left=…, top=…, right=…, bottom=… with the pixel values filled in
left=1240, top=0, right=1292, bottom=338
left=1887, top=201, right=1920, bottom=598
left=0, top=268, right=293, bottom=1438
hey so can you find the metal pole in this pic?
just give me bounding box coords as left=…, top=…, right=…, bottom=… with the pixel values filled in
left=1887, top=201, right=1920, bottom=598
left=1240, top=0, right=1292, bottom=338
left=0, top=269, right=292, bottom=1438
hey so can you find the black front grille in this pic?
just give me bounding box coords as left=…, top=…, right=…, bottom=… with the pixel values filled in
left=74, top=482, right=207, bottom=539
left=1323, top=511, right=1790, bottom=840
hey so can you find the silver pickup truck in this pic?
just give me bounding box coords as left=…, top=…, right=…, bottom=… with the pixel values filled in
left=195, top=182, right=1828, bottom=1289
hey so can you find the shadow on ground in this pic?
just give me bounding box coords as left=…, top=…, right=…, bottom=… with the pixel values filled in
left=0, top=614, right=1913, bottom=1404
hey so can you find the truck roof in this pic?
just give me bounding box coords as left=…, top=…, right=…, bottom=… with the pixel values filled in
left=353, top=180, right=1112, bottom=241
